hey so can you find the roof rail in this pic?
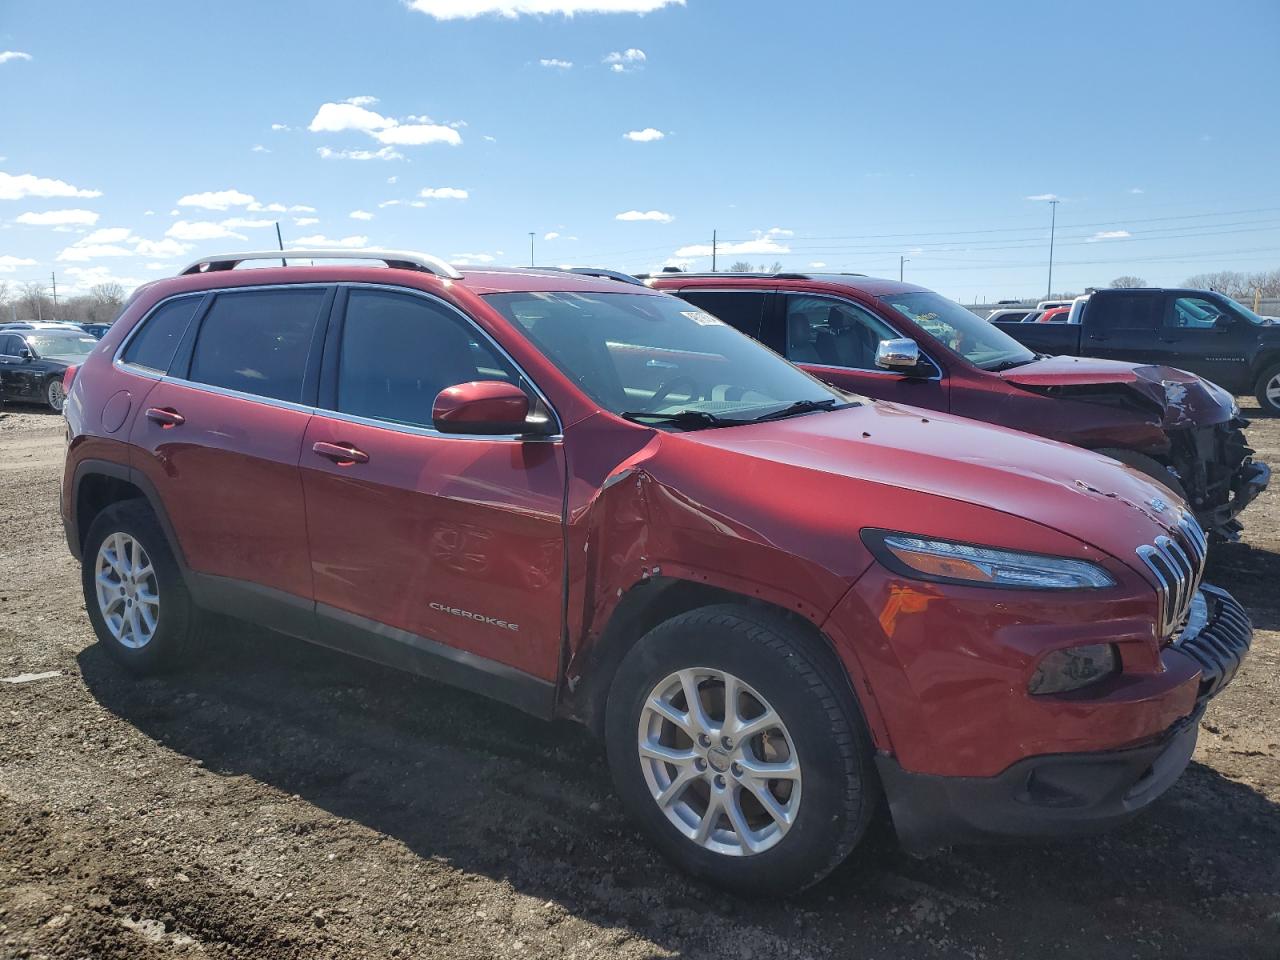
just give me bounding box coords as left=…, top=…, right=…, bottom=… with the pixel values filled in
left=179, top=249, right=463, bottom=280
left=539, top=266, right=647, bottom=286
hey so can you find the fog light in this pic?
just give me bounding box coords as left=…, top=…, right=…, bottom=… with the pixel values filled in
left=1028, top=644, right=1118, bottom=695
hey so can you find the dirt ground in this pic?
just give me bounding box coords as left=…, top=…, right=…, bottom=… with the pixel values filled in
left=0, top=402, right=1277, bottom=960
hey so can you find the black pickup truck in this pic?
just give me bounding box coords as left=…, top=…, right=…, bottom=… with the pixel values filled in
left=992, top=288, right=1280, bottom=413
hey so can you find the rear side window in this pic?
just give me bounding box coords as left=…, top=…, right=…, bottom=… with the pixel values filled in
left=188, top=289, right=327, bottom=402
left=1088, top=294, right=1160, bottom=331
left=121, top=296, right=203, bottom=373
left=675, top=291, right=768, bottom=339
left=336, top=289, right=525, bottom=429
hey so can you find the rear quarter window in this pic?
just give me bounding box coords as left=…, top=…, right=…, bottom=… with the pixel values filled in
left=122, top=296, right=204, bottom=373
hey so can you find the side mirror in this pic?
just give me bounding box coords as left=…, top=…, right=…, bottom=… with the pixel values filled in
left=432, top=380, right=541, bottom=436
left=18, top=348, right=32, bottom=361
left=875, top=338, right=921, bottom=371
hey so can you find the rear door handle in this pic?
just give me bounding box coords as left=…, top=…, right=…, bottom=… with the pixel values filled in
left=312, top=441, right=370, bottom=465
left=145, top=407, right=185, bottom=428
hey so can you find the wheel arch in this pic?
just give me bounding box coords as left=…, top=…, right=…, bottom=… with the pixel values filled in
left=71, top=460, right=186, bottom=569
left=569, top=576, right=880, bottom=746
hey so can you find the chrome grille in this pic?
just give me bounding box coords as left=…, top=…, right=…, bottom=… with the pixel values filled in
left=1136, top=514, right=1208, bottom=638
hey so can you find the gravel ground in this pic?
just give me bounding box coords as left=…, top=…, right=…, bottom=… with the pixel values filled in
left=1, top=401, right=1278, bottom=960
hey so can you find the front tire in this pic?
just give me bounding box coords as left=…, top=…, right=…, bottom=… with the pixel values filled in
left=1254, top=363, right=1280, bottom=416
left=604, top=605, right=877, bottom=896
left=82, top=501, right=195, bottom=673
left=46, top=376, right=66, bottom=412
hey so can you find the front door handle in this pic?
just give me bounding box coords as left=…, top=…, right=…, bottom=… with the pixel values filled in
left=145, top=407, right=185, bottom=428
left=312, top=441, right=370, bottom=466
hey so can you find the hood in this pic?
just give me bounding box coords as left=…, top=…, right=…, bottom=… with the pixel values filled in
left=997, top=355, right=1234, bottom=428
left=681, top=401, right=1190, bottom=569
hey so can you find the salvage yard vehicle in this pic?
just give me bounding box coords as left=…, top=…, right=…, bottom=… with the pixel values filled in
left=991, top=287, right=1280, bottom=415
left=62, top=251, right=1251, bottom=895
left=652, top=273, right=1269, bottom=540
left=0, top=327, right=98, bottom=411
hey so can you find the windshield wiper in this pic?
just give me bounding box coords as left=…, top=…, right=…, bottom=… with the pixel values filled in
left=745, top=398, right=843, bottom=423
left=986, top=358, right=1035, bottom=372
left=621, top=410, right=746, bottom=430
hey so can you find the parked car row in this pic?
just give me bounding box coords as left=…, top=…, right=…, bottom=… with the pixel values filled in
left=0, top=326, right=99, bottom=411
left=60, top=249, right=1254, bottom=896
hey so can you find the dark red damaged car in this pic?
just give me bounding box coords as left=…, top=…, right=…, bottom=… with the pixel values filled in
left=653, top=273, right=1269, bottom=540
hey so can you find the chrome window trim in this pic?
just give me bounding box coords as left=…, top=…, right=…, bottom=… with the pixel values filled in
left=113, top=280, right=564, bottom=444
left=776, top=290, right=945, bottom=382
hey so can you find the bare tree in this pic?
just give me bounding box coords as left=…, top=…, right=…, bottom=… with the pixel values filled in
left=19, top=281, right=49, bottom=321
left=728, top=261, right=755, bottom=273
left=1183, top=271, right=1251, bottom=298
left=0, top=281, right=10, bottom=321
left=90, top=282, right=126, bottom=322
left=1110, top=276, right=1147, bottom=288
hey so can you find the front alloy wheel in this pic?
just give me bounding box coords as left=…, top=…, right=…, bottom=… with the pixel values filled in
left=46, top=377, right=66, bottom=412
left=639, top=668, right=801, bottom=856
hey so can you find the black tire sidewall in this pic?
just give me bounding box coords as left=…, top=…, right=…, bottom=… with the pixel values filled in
left=81, top=501, right=191, bottom=672
left=46, top=376, right=64, bottom=411
left=1254, top=364, right=1280, bottom=416
left=604, top=606, right=873, bottom=896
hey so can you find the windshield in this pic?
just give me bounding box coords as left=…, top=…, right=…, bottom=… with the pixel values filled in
left=1221, top=296, right=1276, bottom=327
left=484, top=291, right=847, bottom=424
left=27, top=333, right=98, bottom=359
left=880, top=291, right=1037, bottom=370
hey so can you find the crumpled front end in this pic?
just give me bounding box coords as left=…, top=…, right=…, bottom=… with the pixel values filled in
left=1000, top=359, right=1270, bottom=539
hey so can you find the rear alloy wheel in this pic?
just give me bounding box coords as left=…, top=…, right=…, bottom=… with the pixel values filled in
left=606, top=605, right=877, bottom=896
left=1254, top=363, right=1280, bottom=416
left=46, top=377, right=66, bottom=412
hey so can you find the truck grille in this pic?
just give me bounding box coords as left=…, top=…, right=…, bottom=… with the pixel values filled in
left=1136, top=513, right=1208, bottom=639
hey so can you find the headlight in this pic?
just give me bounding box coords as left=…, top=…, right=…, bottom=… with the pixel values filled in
left=863, top=531, right=1116, bottom=590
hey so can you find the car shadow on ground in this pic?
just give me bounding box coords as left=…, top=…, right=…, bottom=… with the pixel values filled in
left=1207, top=541, right=1280, bottom=630
left=78, top=623, right=1280, bottom=959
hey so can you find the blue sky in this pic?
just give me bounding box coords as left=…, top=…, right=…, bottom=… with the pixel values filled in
left=1, top=0, right=1278, bottom=302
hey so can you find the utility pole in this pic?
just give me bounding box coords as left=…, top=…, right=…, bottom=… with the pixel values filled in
left=899, top=256, right=910, bottom=282
left=1046, top=198, right=1060, bottom=299
left=529, top=232, right=535, bottom=267
left=712, top=230, right=717, bottom=272
left=50, top=271, right=58, bottom=319
left=275, top=222, right=286, bottom=266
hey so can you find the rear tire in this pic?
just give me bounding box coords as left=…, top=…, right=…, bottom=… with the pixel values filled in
left=81, top=500, right=196, bottom=673
left=1253, top=363, right=1280, bottom=416
left=46, top=376, right=66, bottom=412
left=604, top=604, right=877, bottom=896
left=1094, top=448, right=1188, bottom=500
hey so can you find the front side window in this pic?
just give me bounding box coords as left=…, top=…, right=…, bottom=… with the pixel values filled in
left=188, top=288, right=326, bottom=402
left=1169, top=296, right=1228, bottom=330
left=485, top=291, right=845, bottom=423
left=26, top=333, right=98, bottom=361
left=336, top=289, right=528, bottom=429
left=784, top=295, right=899, bottom=370
left=122, top=296, right=203, bottom=373
left=880, top=291, right=1035, bottom=371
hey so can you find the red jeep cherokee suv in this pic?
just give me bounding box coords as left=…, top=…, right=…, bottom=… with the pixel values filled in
left=62, top=251, right=1251, bottom=895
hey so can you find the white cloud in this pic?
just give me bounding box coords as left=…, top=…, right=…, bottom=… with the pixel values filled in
left=419, top=187, right=469, bottom=200
left=410, top=201, right=427, bottom=208
left=623, top=127, right=664, bottom=142
left=1088, top=230, right=1131, bottom=242
left=616, top=209, right=673, bottom=223
left=0, top=254, right=37, bottom=271
left=378, top=200, right=401, bottom=208
left=374, top=124, right=461, bottom=146
left=0, top=51, right=33, bottom=64
left=674, top=238, right=789, bottom=258
left=544, top=232, right=560, bottom=240
left=0, top=171, right=102, bottom=201
left=56, top=244, right=135, bottom=262
left=809, top=261, right=827, bottom=268
left=309, top=101, right=397, bottom=133
left=540, top=58, right=573, bottom=68
left=1025, top=193, right=1061, bottom=202
left=409, top=0, right=681, bottom=17
left=344, top=95, right=380, bottom=107
left=62, top=265, right=147, bottom=294
left=15, top=209, right=99, bottom=227
left=251, top=144, right=270, bottom=153
left=292, top=234, right=369, bottom=248
left=1129, top=187, right=1144, bottom=194
left=290, top=205, right=315, bottom=213
left=247, top=201, right=286, bottom=213
left=451, top=252, right=495, bottom=263
left=133, top=238, right=190, bottom=259
left=53, top=227, right=192, bottom=263
left=294, top=217, right=319, bottom=226
left=82, top=227, right=134, bottom=244
left=143, top=210, right=155, bottom=216
left=270, top=122, right=291, bottom=132
left=604, top=48, right=646, bottom=72
left=483, top=135, right=497, bottom=142
left=387, top=176, right=399, bottom=184
left=761, top=227, right=793, bottom=238
left=349, top=210, right=374, bottom=220
left=177, top=189, right=255, bottom=211
left=317, top=145, right=405, bottom=161
left=221, top=217, right=277, bottom=229
left=166, top=220, right=248, bottom=242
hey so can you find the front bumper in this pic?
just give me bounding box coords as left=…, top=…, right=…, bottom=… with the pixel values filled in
left=1179, top=416, right=1269, bottom=540
left=880, top=586, right=1252, bottom=853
